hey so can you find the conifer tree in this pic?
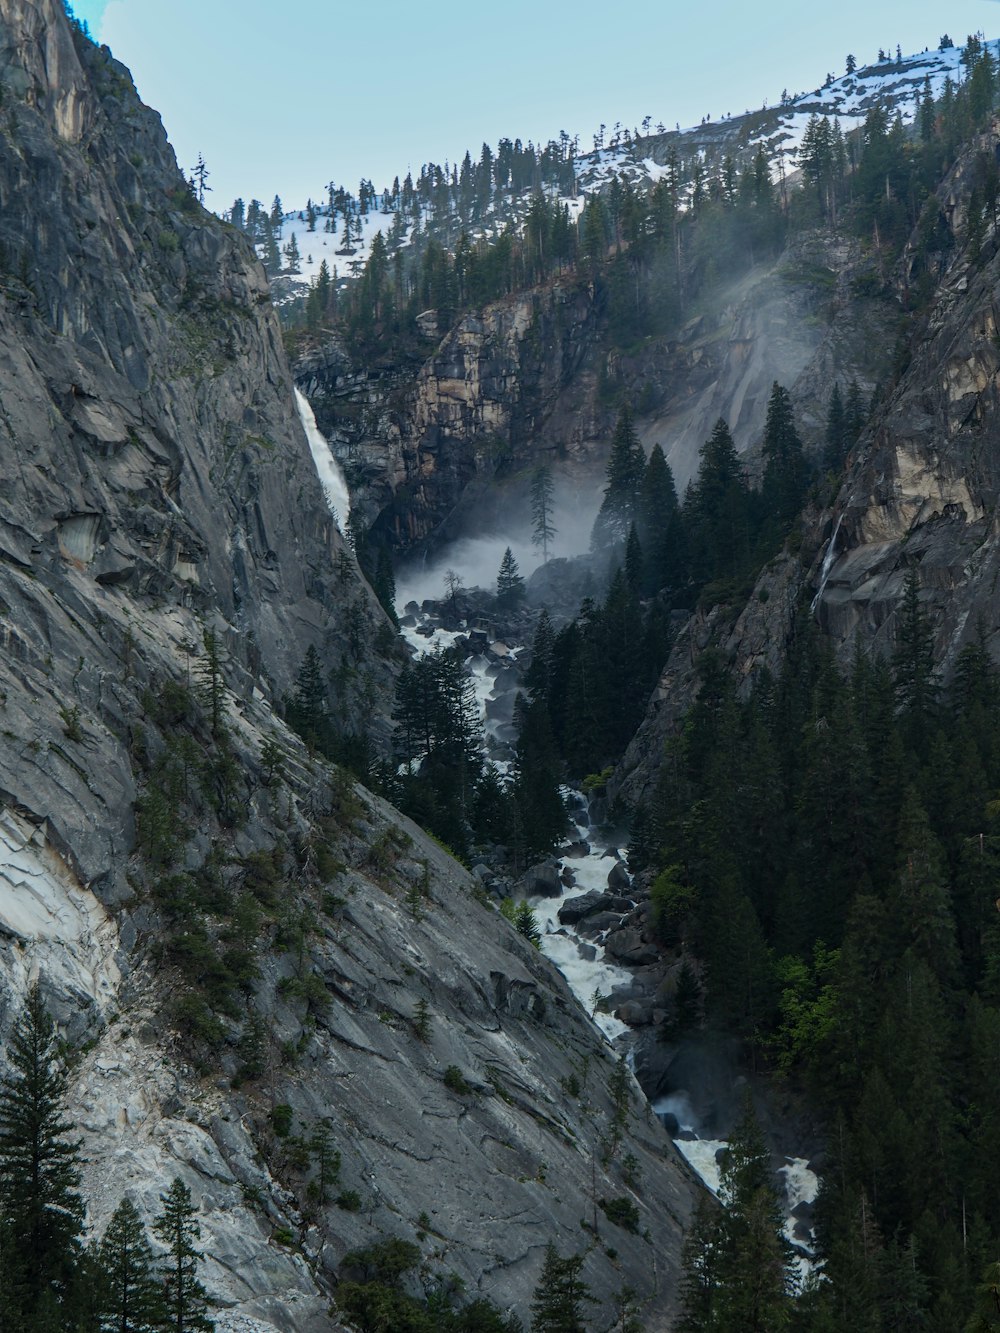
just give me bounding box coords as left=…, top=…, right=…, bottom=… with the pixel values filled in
left=153, top=1179, right=214, bottom=1333
left=0, top=984, right=85, bottom=1328
left=844, top=378, right=867, bottom=443
left=530, top=1243, right=592, bottom=1332
left=591, top=404, right=646, bottom=553
left=684, top=418, right=752, bottom=588
left=98, top=1198, right=163, bottom=1333
left=496, top=547, right=526, bottom=609
left=530, top=466, right=556, bottom=562
left=196, top=629, right=227, bottom=741
left=824, top=382, right=847, bottom=472
left=760, top=381, right=807, bottom=535
left=891, top=570, right=938, bottom=751
left=713, top=1094, right=794, bottom=1331
left=637, top=442, right=684, bottom=594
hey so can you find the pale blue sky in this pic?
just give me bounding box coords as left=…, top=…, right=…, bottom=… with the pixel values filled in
left=70, top=0, right=996, bottom=213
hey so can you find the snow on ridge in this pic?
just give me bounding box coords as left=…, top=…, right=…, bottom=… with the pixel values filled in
left=267, top=38, right=993, bottom=298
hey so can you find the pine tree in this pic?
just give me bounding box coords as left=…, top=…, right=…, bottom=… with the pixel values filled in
left=98, top=1198, right=163, bottom=1333
left=891, top=570, right=938, bottom=751
left=190, top=154, right=211, bottom=205
left=677, top=1196, right=724, bottom=1332
left=824, top=382, right=847, bottom=472
left=591, top=404, right=646, bottom=553
left=530, top=1244, right=592, bottom=1332
left=530, top=466, right=556, bottom=562
left=286, top=645, right=330, bottom=754
left=714, top=1094, right=794, bottom=1331
left=496, top=547, right=526, bottom=609
left=684, top=417, right=752, bottom=589
left=196, top=629, right=227, bottom=741
left=283, top=233, right=301, bottom=274
left=760, top=381, right=807, bottom=535
left=153, top=1179, right=214, bottom=1333
left=844, top=378, right=867, bottom=444
left=637, top=442, right=684, bottom=595
left=0, top=984, right=85, bottom=1327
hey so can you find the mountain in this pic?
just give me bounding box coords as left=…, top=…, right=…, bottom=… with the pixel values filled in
left=268, top=40, right=971, bottom=305
left=0, top=4, right=701, bottom=1329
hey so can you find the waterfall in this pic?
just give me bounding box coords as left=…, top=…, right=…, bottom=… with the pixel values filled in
left=294, top=387, right=350, bottom=534
left=810, top=511, right=845, bottom=613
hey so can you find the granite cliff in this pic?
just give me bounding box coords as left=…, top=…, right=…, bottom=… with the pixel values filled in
left=0, top=3, right=700, bottom=1329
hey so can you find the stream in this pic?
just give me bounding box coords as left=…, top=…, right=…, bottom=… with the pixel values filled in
left=298, top=385, right=820, bottom=1281
left=397, top=600, right=819, bottom=1279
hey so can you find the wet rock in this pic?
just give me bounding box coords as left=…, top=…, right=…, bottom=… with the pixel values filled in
left=615, top=1000, right=653, bottom=1027
left=607, top=861, right=631, bottom=891
left=557, top=890, right=611, bottom=925
left=562, top=839, right=591, bottom=859
left=577, top=910, right=626, bottom=936
left=522, top=860, right=563, bottom=898
left=606, top=894, right=636, bottom=913
left=604, top=928, right=660, bottom=966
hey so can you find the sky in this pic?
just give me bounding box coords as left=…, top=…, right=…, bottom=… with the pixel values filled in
left=70, top=0, right=998, bottom=214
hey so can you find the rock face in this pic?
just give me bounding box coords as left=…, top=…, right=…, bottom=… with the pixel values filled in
left=0, top=5, right=701, bottom=1329
left=811, top=125, right=1000, bottom=674
left=297, top=232, right=896, bottom=561
left=0, top=0, right=394, bottom=903
left=615, top=120, right=1000, bottom=811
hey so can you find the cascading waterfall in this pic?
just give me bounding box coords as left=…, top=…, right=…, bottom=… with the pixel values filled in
left=294, top=387, right=351, bottom=533
left=810, top=510, right=846, bottom=613
left=399, top=599, right=820, bottom=1269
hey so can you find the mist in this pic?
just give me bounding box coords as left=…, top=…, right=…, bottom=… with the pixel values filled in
left=395, top=476, right=603, bottom=607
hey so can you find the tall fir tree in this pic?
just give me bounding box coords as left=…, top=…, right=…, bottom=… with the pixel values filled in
left=153, top=1179, right=214, bottom=1333
left=530, top=466, right=556, bottom=562
left=530, top=1243, right=592, bottom=1332
left=0, top=984, right=85, bottom=1330
left=496, top=547, right=526, bottom=609
left=591, top=404, right=646, bottom=554
left=760, top=381, right=807, bottom=537
left=98, top=1198, right=163, bottom=1333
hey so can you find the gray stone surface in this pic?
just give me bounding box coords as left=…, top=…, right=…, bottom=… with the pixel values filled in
left=0, top=7, right=702, bottom=1330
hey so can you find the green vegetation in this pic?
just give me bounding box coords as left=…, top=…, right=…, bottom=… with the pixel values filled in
left=336, top=1236, right=522, bottom=1331
left=0, top=986, right=214, bottom=1330
left=646, top=591, right=1000, bottom=1325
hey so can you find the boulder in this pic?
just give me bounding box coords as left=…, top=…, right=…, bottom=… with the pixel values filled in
left=607, top=861, right=631, bottom=891
left=577, top=910, right=625, bottom=936
left=604, top=928, right=660, bottom=966
left=557, top=890, right=611, bottom=925
left=615, top=1000, right=653, bottom=1027
left=522, top=861, right=563, bottom=898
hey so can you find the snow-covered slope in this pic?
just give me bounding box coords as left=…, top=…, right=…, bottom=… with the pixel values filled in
left=265, top=39, right=987, bottom=305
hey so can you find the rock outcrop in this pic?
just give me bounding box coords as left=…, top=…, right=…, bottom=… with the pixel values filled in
left=0, top=5, right=701, bottom=1328
left=615, top=118, right=1000, bottom=810
left=297, top=231, right=897, bottom=562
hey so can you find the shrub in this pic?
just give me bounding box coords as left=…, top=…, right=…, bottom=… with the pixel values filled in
left=600, top=1196, right=640, bottom=1231
left=443, top=1066, right=472, bottom=1095
left=271, top=1104, right=293, bottom=1138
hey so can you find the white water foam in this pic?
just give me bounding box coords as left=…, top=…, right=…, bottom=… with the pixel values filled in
left=294, top=387, right=350, bottom=532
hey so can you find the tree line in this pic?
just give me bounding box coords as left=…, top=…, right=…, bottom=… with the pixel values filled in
left=633, top=576, right=1000, bottom=1328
